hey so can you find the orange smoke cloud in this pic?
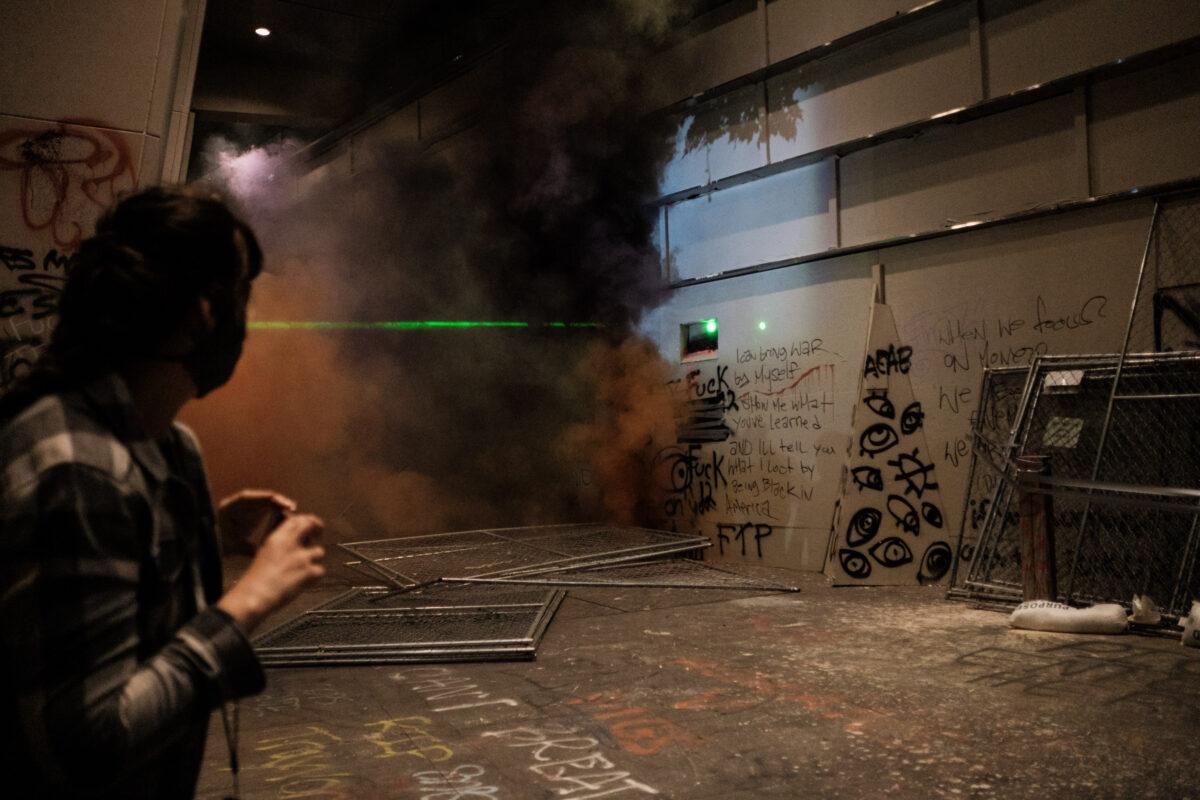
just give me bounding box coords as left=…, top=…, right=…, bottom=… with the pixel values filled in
left=562, top=337, right=678, bottom=525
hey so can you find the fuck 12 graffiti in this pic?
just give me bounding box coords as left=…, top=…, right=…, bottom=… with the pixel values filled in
left=656, top=443, right=727, bottom=524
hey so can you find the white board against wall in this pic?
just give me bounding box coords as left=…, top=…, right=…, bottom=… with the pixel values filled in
left=825, top=302, right=953, bottom=586
left=641, top=251, right=876, bottom=571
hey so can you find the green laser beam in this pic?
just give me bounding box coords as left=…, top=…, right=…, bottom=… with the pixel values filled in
left=248, top=320, right=603, bottom=330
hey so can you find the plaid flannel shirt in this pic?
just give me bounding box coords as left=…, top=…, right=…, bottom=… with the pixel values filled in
left=0, top=371, right=264, bottom=799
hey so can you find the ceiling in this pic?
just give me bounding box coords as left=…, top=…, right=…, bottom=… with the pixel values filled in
left=187, top=0, right=725, bottom=175
left=189, top=0, right=505, bottom=170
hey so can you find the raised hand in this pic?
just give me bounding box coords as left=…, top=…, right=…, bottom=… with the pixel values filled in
left=216, top=513, right=326, bottom=634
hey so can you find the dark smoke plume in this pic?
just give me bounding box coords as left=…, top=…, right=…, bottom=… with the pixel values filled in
left=184, top=1, right=689, bottom=540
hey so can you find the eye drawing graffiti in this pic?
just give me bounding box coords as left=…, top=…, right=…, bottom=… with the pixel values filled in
left=869, top=536, right=914, bottom=568
left=838, top=549, right=872, bottom=579
left=918, top=541, right=952, bottom=583
left=864, top=390, right=895, bottom=419
left=899, top=401, right=924, bottom=435
left=846, top=508, right=882, bottom=547
left=887, top=494, right=920, bottom=536
left=922, top=502, right=943, bottom=528
left=887, top=448, right=939, bottom=498
left=859, top=423, right=899, bottom=457
left=851, top=466, right=883, bottom=492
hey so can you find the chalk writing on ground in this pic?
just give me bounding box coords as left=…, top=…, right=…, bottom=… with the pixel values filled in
left=391, top=667, right=661, bottom=798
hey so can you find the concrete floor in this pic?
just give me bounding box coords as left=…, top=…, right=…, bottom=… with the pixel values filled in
left=197, top=565, right=1200, bottom=800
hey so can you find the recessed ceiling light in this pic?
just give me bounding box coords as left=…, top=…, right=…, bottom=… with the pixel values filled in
left=254, top=26, right=271, bottom=37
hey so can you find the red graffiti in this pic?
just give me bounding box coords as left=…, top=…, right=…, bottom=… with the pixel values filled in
left=0, top=119, right=138, bottom=249
left=566, top=691, right=696, bottom=756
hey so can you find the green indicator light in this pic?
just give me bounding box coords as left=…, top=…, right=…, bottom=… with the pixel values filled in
left=705, top=319, right=717, bottom=334
left=758, top=320, right=767, bottom=331
left=247, top=321, right=603, bottom=331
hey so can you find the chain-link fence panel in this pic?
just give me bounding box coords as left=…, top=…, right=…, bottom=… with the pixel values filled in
left=948, top=366, right=1028, bottom=594
left=959, top=195, right=1200, bottom=618
left=318, top=584, right=558, bottom=611
left=341, top=525, right=708, bottom=589
left=253, top=588, right=566, bottom=666
left=964, top=355, right=1122, bottom=595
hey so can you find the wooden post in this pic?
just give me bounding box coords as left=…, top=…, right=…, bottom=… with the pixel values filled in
left=1016, top=454, right=1057, bottom=601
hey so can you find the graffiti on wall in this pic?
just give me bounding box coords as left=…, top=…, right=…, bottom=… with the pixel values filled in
left=0, top=119, right=137, bottom=249
left=1, top=244, right=70, bottom=386
left=655, top=334, right=843, bottom=563
left=0, top=119, right=137, bottom=389
left=826, top=303, right=952, bottom=585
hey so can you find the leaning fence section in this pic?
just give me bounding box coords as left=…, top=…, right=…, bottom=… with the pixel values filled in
left=954, top=193, right=1200, bottom=620
left=947, top=366, right=1030, bottom=597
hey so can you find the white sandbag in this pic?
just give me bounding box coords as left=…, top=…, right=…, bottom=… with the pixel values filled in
left=1180, top=601, right=1200, bottom=649
left=1129, top=594, right=1162, bottom=625
left=1009, top=600, right=1128, bottom=634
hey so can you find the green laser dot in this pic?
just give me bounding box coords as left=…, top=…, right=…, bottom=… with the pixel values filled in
left=758, top=321, right=767, bottom=331
left=705, top=319, right=717, bottom=334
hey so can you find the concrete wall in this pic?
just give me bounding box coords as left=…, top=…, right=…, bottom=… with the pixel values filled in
left=641, top=0, right=1200, bottom=571
left=0, top=0, right=197, bottom=387
left=174, top=1, right=1200, bottom=576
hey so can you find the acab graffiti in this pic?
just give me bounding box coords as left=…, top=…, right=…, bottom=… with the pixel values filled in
left=827, top=303, right=953, bottom=586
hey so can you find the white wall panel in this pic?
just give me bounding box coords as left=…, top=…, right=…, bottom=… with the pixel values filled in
left=145, top=0, right=189, bottom=138
left=0, top=0, right=170, bottom=133
left=1090, top=51, right=1200, bottom=196
left=648, top=0, right=765, bottom=107
left=647, top=200, right=1152, bottom=573
left=767, top=3, right=980, bottom=163
left=139, top=133, right=164, bottom=184
left=765, top=0, right=924, bottom=63
left=658, top=83, right=767, bottom=196
left=667, top=159, right=837, bottom=281
left=840, top=93, right=1086, bottom=246
left=0, top=115, right=145, bottom=249
left=0, top=115, right=146, bottom=387
left=883, top=201, right=1149, bottom=544
left=983, top=0, right=1200, bottom=98
left=651, top=206, right=668, bottom=281
left=659, top=117, right=713, bottom=196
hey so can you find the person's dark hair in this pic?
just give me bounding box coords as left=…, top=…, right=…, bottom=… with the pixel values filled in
left=0, top=186, right=262, bottom=423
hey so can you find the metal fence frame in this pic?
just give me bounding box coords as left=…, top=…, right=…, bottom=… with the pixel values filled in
left=445, top=557, right=801, bottom=592
left=954, top=193, right=1200, bottom=618
left=253, top=587, right=565, bottom=667
left=339, top=524, right=709, bottom=591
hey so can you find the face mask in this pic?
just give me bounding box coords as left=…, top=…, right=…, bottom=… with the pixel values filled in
left=184, top=286, right=247, bottom=398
